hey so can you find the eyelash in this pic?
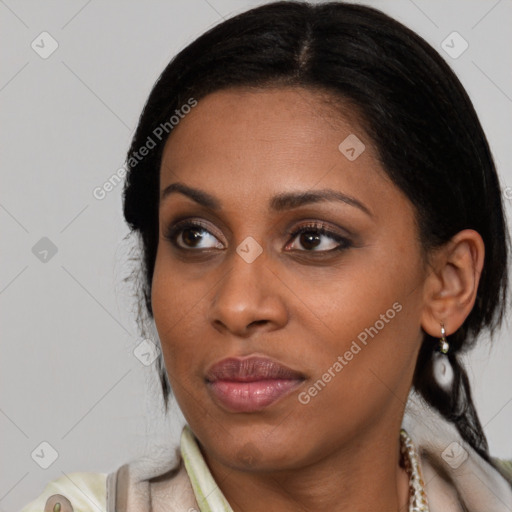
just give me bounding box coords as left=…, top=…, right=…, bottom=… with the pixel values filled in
left=164, top=219, right=352, bottom=254
left=285, top=223, right=352, bottom=252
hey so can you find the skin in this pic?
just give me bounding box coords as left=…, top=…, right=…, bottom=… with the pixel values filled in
left=151, top=87, right=484, bottom=512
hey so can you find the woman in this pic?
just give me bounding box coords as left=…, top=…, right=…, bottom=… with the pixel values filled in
left=22, top=1, right=512, bottom=511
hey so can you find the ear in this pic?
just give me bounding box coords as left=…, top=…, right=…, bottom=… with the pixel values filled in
left=421, top=229, right=485, bottom=337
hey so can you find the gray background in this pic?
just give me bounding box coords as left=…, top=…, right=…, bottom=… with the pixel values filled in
left=1, top=1, right=511, bottom=510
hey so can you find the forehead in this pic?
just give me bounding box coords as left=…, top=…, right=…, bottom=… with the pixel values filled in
left=164, top=87, right=366, bottom=148
left=159, top=86, right=380, bottom=185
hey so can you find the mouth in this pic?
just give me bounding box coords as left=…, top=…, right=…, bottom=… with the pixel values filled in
left=205, top=355, right=306, bottom=413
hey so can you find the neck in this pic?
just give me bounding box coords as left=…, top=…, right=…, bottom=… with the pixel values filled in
left=201, top=421, right=411, bottom=512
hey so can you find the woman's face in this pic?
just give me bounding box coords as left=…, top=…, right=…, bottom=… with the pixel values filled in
left=152, top=87, right=429, bottom=471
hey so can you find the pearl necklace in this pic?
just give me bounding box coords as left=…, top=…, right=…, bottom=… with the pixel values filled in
left=400, top=428, right=430, bottom=511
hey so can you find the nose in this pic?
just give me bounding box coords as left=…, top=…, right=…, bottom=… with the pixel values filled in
left=208, top=247, right=289, bottom=337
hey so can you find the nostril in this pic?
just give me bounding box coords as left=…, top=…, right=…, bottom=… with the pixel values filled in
left=248, top=320, right=269, bottom=328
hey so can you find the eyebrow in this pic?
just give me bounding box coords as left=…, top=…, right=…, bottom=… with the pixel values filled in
left=160, top=182, right=373, bottom=217
left=161, top=182, right=220, bottom=209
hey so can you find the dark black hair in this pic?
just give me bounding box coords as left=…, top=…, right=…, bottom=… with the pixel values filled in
left=122, top=1, right=509, bottom=464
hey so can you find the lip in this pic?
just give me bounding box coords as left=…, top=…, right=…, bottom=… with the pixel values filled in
left=205, top=356, right=306, bottom=413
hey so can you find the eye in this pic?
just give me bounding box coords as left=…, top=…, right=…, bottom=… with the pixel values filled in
left=285, top=222, right=352, bottom=252
left=164, top=220, right=224, bottom=250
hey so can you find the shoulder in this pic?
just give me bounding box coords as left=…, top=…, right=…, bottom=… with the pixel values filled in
left=20, top=445, right=195, bottom=512
left=403, top=392, right=512, bottom=510
left=114, top=455, right=198, bottom=511
left=20, top=472, right=108, bottom=512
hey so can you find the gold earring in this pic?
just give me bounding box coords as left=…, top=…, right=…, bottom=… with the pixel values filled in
left=438, top=323, right=449, bottom=354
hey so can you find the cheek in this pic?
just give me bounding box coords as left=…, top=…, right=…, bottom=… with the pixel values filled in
left=290, top=248, right=424, bottom=403
left=151, top=255, right=198, bottom=368
left=282, top=244, right=420, bottom=349
left=294, top=300, right=422, bottom=445
left=151, top=267, right=208, bottom=424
